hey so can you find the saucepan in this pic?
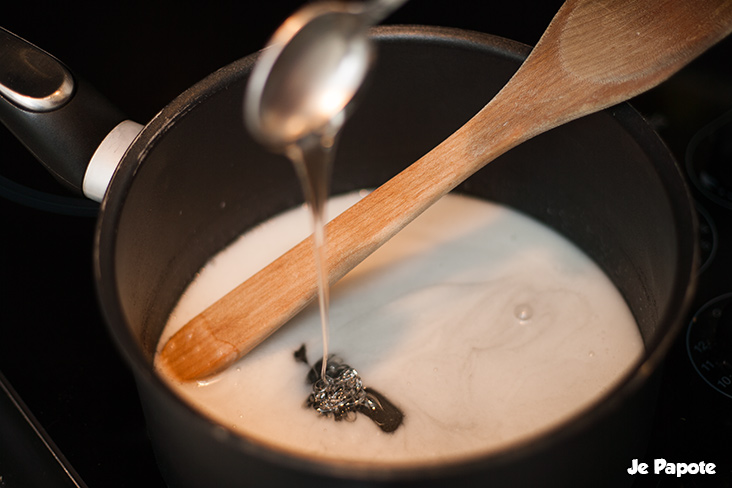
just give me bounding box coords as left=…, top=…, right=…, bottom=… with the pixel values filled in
left=0, top=24, right=696, bottom=487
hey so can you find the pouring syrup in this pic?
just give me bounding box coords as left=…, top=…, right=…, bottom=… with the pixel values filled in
left=284, top=128, right=340, bottom=382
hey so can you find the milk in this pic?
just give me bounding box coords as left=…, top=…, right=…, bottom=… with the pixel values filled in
left=155, top=191, right=643, bottom=466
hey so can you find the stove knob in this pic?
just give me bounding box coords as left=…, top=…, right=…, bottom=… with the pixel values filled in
left=687, top=293, right=732, bottom=398
left=695, top=202, right=717, bottom=275
left=686, top=110, right=732, bottom=209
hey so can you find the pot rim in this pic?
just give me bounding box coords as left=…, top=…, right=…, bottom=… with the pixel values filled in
left=93, top=24, right=698, bottom=482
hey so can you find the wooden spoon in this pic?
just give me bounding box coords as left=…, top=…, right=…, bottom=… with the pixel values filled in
left=160, top=0, right=732, bottom=381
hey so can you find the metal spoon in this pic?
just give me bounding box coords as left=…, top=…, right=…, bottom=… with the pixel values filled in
left=244, top=0, right=408, bottom=150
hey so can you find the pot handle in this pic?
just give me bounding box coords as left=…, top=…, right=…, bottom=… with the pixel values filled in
left=0, top=27, right=142, bottom=202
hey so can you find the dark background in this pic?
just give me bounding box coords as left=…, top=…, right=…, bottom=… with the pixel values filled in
left=1, top=1, right=731, bottom=487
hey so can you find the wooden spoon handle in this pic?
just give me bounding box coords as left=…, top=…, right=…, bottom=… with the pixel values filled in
left=158, top=101, right=522, bottom=381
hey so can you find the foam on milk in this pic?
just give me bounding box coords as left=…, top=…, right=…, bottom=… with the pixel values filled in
left=155, top=191, right=643, bottom=466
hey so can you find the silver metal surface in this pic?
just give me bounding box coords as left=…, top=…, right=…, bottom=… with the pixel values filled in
left=244, top=0, right=407, bottom=150
left=0, top=27, right=75, bottom=112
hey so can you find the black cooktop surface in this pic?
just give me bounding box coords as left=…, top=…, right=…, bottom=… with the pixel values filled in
left=1, top=1, right=731, bottom=487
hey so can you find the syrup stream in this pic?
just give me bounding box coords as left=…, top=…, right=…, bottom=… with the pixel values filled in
left=285, top=129, right=339, bottom=381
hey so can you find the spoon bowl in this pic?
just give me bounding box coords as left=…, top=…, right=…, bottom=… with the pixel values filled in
left=245, top=0, right=406, bottom=149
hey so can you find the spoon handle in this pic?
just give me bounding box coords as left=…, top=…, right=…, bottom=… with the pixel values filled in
left=364, top=0, right=410, bottom=23
left=160, top=0, right=732, bottom=382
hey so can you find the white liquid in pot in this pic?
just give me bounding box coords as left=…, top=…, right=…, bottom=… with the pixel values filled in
left=155, top=191, right=643, bottom=466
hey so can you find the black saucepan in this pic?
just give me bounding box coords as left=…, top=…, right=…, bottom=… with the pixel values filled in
left=1, top=25, right=697, bottom=487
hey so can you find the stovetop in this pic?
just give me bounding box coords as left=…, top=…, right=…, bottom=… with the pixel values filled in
left=1, top=1, right=731, bottom=487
